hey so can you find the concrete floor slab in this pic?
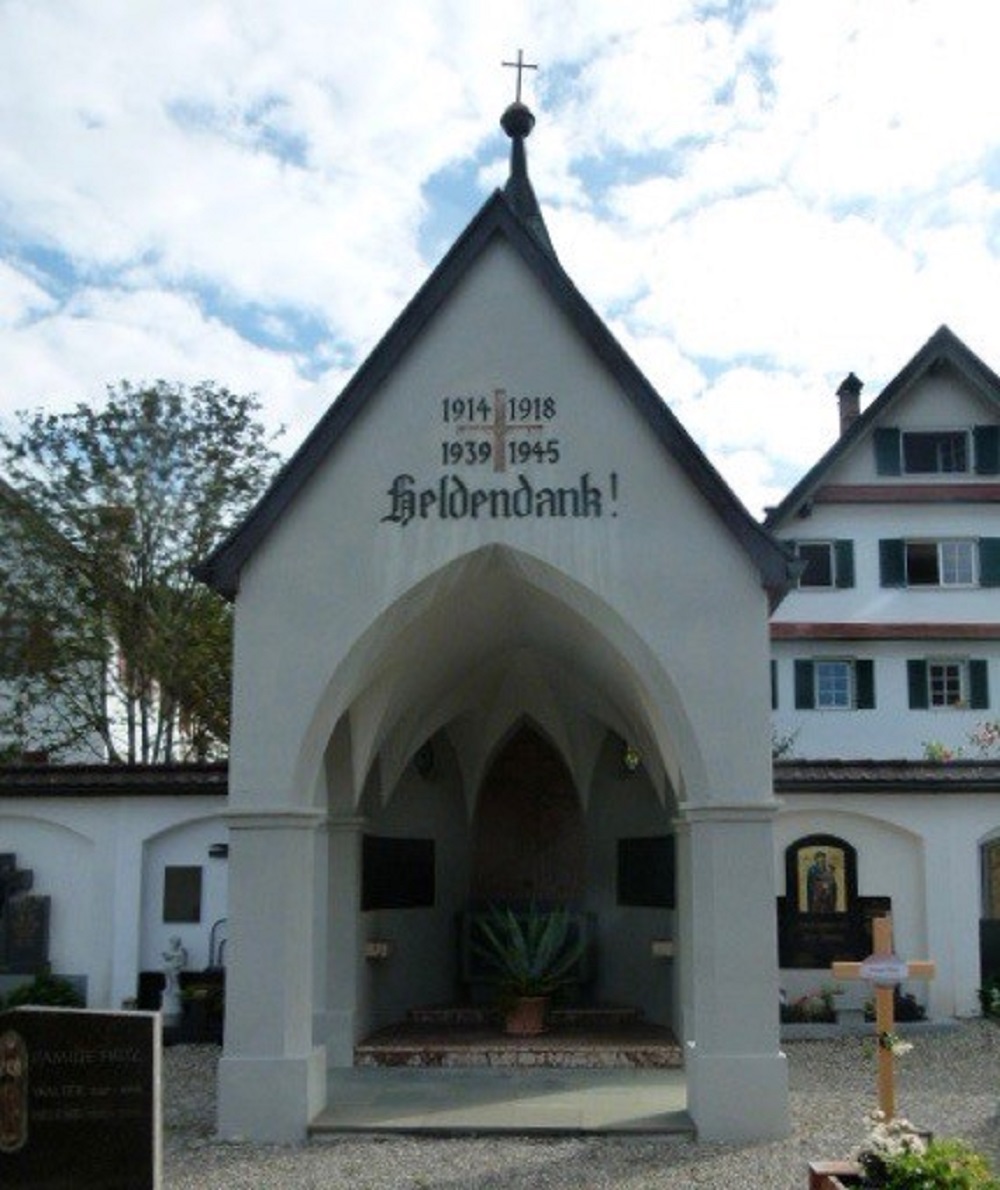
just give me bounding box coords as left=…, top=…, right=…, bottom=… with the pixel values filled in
left=310, top=1067, right=692, bottom=1136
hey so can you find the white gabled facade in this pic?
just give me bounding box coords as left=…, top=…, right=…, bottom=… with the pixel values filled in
left=767, top=326, right=1000, bottom=1017
left=769, top=331, right=999, bottom=761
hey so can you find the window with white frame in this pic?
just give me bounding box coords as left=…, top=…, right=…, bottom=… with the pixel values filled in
left=905, top=540, right=976, bottom=586
left=875, top=425, right=1000, bottom=477
left=928, top=660, right=965, bottom=708
left=816, top=660, right=851, bottom=708
left=902, top=430, right=969, bottom=474
left=881, top=537, right=1000, bottom=588
left=797, top=542, right=833, bottom=588
left=787, top=539, right=855, bottom=589
left=908, top=657, right=990, bottom=710
left=794, top=658, right=875, bottom=710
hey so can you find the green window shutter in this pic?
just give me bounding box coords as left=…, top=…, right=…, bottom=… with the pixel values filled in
left=771, top=660, right=778, bottom=710
left=835, top=540, right=855, bottom=588
left=794, top=660, right=815, bottom=710
left=908, top=660, right=929, bottom=709
left=879, top=539, right=906, bottom=587
left=980, top=538, right=1000, bottom=587
left=855, top=660, right=875, bottom=709
left=874, top=427, right=902, bottom=475
left=974, top=426, right=1000, bottom=475
left=970, top=660, right=990, bottom=710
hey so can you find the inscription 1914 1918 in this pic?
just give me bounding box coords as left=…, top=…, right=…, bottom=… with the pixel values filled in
left=0, top=1007, right=161, bottom=1189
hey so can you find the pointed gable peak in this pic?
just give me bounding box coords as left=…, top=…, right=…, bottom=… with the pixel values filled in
left=499, top=100, right=556, bottom=259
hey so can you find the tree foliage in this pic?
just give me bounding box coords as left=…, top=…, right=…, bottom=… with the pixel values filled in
left=0, top=380, right=281, bottom=763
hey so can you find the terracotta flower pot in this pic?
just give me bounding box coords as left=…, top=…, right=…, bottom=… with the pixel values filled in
left=505, top=995, right=549, bottom=1036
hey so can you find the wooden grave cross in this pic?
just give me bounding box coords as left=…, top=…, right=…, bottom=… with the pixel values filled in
left=831, top=915, right=935, bottom=1119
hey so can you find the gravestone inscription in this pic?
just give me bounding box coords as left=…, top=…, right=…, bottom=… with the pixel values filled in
left=0, top=1007, right=161, bottom=1189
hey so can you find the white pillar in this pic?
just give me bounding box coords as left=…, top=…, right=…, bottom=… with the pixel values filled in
left=107, top=822, right=142, bottom=1009
left=217, top=809, right=327, bottom=1143
left=319, top=815, right=367, bottom=1065
left=681, top=801, right=789, bottom=1142
left=923, top=808, right=980, bottom=1017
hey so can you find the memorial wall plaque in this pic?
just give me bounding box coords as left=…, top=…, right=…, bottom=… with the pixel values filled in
left=4, top=898, right=50, bottom=973
left=778, top=894, right=892, bottom=968
left=777, top=834, right=893, bottom=968
left=0, top=1007, right=161, bottom=1189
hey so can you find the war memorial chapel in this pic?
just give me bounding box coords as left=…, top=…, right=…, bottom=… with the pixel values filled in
left=3, top=85, right=1000, bottom=1147
left=190, top=93, right=796, bottom=1142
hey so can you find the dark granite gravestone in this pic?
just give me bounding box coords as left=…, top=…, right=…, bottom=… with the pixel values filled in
left=0, top=1007, right=161, bottom=1189
left=0, top=854, right=50, bottom=974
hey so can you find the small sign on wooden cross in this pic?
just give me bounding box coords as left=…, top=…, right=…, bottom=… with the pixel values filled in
left=831, top=915, right=935, bottom=1119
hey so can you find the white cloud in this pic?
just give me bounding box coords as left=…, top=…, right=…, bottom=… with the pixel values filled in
left=0, top=263, right=57, bottom=325
left=0, top=284, right=332, bottom=449
left=1, top=0, right=1000, bottom=514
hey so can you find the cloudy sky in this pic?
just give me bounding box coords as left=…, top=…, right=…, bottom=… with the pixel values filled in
left=2, top=0, right=999, bottom=516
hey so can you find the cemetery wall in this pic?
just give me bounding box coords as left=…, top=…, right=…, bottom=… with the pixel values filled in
left=0, top=788, right=226, bottom=1010
left=776, top=793, right=995, bottom=1017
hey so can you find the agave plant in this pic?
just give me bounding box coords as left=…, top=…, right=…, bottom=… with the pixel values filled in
left=471, top=903, right=585, bottom=998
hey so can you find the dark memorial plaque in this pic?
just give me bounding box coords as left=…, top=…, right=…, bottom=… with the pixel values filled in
left=362, top=835, right=435, bottom=910
left=0, top=1007, right=160, bottom=1189
left=778, top=894, right=892, bottom=968
left=4, top=898, right=50, bottom=972
left=617, top=836, right=676, bottom=908
left=0, top=853, right=50, bottom=974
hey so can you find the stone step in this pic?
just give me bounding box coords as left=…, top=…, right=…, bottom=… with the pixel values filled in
left=355, top=1018, right=682, bottom=1070
left=406, top=1003, right=645, bottom=1027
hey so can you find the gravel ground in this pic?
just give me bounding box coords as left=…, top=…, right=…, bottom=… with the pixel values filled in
left=164, top=1022, right=1000, bottom=1189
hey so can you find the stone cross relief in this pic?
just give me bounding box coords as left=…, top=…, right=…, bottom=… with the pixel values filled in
left=456, top=389, right=543, bottom=473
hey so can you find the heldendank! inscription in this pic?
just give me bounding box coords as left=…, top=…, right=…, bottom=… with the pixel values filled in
left=381, top=387, right=621, bottom=524
left=381, top=472, right=618, bottom=526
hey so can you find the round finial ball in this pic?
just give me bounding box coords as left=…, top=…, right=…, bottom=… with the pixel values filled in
left=501, top=101, right=535, bottom=139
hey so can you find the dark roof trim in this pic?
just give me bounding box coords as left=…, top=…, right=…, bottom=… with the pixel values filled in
left=813, top=482, right=1000, bottom=504
left=0, top=762, right=228, bottom=798
left=771, top=621, right=1000, bottom=641
left=195, top=190, right=795, bottom=604
left=4, top=758, right=998, bottom=797
left=765, top=325, right=1000, bottom=529
left=775, top=757, right=1000, bottom=794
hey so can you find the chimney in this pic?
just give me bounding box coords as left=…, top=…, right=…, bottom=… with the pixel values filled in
left=836, top=372, right=863, bottom=436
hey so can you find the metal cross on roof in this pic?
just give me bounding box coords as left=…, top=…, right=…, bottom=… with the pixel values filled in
left=502, top=49, right=538, bottom=103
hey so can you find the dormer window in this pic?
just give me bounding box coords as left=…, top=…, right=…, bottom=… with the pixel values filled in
left=874, top=425, right=999, bottom=475
left=901, top=430, right=968, bottom=474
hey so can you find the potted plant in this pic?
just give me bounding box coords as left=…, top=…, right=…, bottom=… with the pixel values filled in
left=810, top=1111, right=1000, bottom=1188
left=471, top=903, right=585, bottom=1036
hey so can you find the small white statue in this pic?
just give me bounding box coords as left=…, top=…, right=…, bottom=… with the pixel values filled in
left=160, top=935, right=188, bottom=1024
